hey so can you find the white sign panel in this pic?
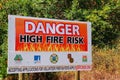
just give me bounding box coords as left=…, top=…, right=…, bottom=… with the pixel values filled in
left=8, top=15, right=92, bottom=74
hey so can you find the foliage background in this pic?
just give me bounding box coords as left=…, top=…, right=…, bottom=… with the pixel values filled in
left=0, top=0, right=120, bottom=80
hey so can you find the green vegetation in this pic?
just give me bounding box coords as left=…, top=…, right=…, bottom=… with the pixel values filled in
left=0, top=0, right=120, bottom=80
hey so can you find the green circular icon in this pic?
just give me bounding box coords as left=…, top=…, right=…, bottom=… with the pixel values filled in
left=50, top=54, right=58, bottom=64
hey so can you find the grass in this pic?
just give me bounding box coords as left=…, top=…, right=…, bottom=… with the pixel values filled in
left=80, top=45, right=120, bottom=80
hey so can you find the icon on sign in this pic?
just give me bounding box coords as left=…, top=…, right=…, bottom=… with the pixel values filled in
left=34, top=55, right=41, bottom=63
left=14, top=54, right=23, bottom=62
left=50, top=54, right=58, bottom=64
left=67, top=54, right=74, bottom=63
left=82, top=55, right=87, bottom=62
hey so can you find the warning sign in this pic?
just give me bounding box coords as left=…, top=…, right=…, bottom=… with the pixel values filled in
left=15, top=17, right=88, bottom=51
left=8, top=15, right=92, bottom=74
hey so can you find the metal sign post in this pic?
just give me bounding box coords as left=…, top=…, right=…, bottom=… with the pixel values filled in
left=75, top=71, right=80, bottom=80
left=18, top=73, right=23, bottom=80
